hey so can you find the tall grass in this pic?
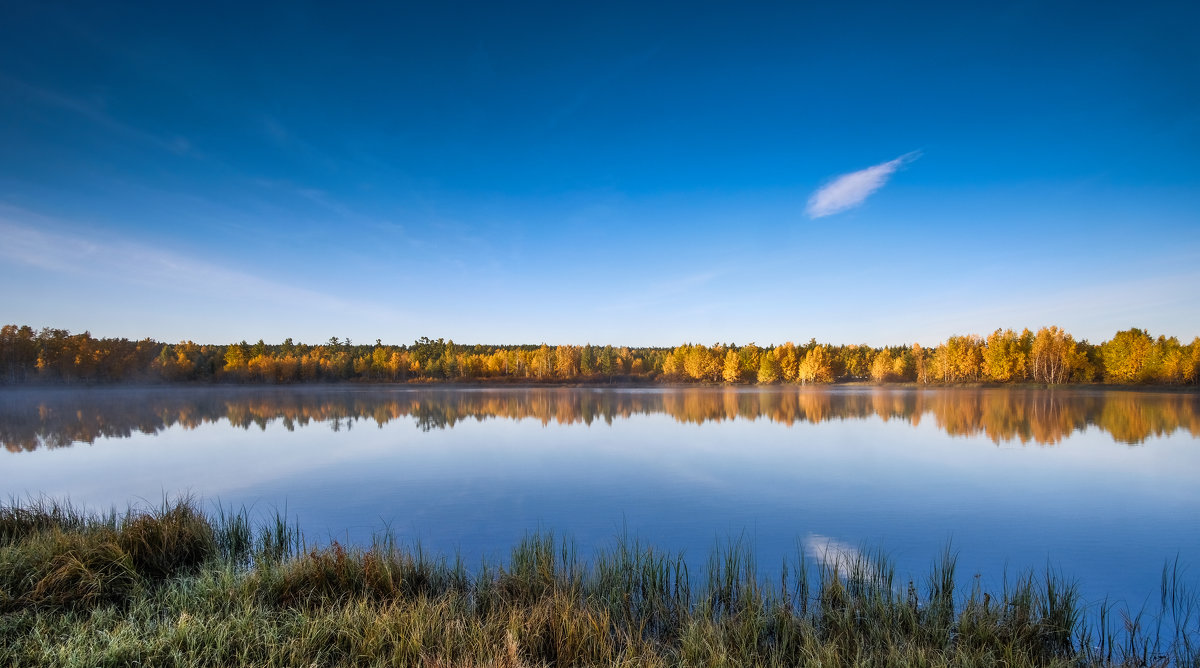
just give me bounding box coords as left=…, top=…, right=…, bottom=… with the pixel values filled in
left=0, top=497, right=1196, bottom=667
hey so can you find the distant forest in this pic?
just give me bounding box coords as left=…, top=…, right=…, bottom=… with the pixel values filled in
left=1, top=324, right=1197, bottom=386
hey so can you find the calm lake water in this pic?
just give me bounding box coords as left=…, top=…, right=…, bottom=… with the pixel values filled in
left=2, top=385, right=1197, bottom=613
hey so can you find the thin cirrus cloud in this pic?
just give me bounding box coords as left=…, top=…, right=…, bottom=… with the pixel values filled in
left=0, top=73, right=195, bottom=156
left=806, top=151, right=921, bottom=218
left=0, top=205, right=406, bottom=322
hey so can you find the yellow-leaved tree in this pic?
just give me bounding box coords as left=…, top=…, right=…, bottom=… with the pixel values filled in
left=870, top=348, right=893, bottom=382
left=722, top=350, right=742, bottom=383
left=798, top=345, right=833, bottom=384
left=757, top=351, right=781, bottom=384
left=982, top=328, right=1029, bottom=382
left=912, top=343, right=928, bottom=384
left=685, top=344, right=720, bottom=381
left=778, top=342, right=799, bottom=382
left=1030, top=326, right=1083, bottom=384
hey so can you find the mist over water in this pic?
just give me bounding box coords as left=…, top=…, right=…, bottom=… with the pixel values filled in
left=2, top=385, right=1197, bottom=617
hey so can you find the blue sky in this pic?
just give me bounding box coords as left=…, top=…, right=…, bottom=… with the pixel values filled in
left=1, top=1, right=1198, bottom=347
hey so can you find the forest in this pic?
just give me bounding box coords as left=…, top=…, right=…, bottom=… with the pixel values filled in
left=1, top=324, right=1197, bottom=386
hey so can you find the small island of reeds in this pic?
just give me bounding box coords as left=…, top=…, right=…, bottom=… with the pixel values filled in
left=0, top=499, right=1196, bottom=667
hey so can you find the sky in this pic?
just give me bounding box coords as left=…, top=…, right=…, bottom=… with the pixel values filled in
left=1, top=1, right=1198, bottom=347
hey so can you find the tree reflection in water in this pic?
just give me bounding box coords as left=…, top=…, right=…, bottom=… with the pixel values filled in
left=2, top=386, right=1197, bottom=453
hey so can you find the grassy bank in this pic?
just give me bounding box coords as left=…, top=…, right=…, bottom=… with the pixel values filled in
left=1, top=500, right=1196, bottom=667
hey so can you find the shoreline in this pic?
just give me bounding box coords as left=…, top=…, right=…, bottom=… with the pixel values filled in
left=2, top=379, right=1198, bottom=393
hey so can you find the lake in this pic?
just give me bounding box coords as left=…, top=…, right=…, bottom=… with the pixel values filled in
left=2, top=385, right=1197, bottom=616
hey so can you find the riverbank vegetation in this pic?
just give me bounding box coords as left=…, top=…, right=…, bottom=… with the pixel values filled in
left=1, top=499, right=1196, bottom=667
left=2, top=324, right=1198, bottom=386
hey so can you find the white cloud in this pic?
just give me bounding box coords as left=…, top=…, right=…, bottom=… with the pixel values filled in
left=806, top=151, right=920, bottom=218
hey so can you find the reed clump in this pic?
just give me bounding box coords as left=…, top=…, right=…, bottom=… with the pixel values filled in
left=0, top=497, right=1196, bottom=667
left=118, top=500, right=215, bottom=580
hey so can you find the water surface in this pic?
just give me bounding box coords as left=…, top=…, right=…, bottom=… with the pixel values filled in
left=2, top=385, right=1197, bottom=614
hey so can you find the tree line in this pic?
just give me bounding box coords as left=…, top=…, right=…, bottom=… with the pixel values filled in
left=1, top=324, right=1198, bottom=386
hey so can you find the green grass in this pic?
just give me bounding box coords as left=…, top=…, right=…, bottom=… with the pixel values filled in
left=0, top=499, right=1196, bottom=667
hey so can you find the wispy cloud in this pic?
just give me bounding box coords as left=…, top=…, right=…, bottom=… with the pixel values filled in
left=0, top=73, right=195, bottom=157
left=806, top=151, right=920, bottom=218
left=0, top=205, right=405, bottom=320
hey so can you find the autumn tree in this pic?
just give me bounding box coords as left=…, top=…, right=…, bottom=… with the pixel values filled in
left=870, top=348, right=894, bottom=382
left=223, top=341, right=249, bottom=380
left=840, top=344, right=872, bottom=379
left=934, top=335, right=983, bottom=382
left=684, top=344, right=720, bottom=381
left=1151, top=336, right=1187, bottom=384
left=554, top=345, right=580, bottom=379
left=1185, top=337, right=1200, bottom=384
left=778, top=342, right=799, bottom=382
left=1101, top=328, right=1154, bottom=384
left=955, top=335, right=984, bottom=381
left=661, top=347, right=684, bottom=378
left=798, top=345, right=834, bottom=384
left=1029, top=326, right=1085, bottom=384
left=738, top=344, right=761, bottom=381
left=982, top=328, right=1030, bottom=382
left=531, top=344, right=553, bottom=379
left=757, top=351, right=781, bottom=384
left=911, top=343, right=928, bottom=384
left=722, top=350, right=742, bottom=383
